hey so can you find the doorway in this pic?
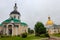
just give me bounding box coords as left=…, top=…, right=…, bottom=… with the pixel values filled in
left=8, top=25, right=12, bottom=35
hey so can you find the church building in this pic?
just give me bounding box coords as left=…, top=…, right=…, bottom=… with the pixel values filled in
left=0, top=3, right=28, bottom=36
left=45, top=16, right=60, bottom=34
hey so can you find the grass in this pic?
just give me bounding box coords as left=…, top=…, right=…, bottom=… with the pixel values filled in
left=51, top=33, right=60, bottom=37
left=0, top=34, right=47, bottom=40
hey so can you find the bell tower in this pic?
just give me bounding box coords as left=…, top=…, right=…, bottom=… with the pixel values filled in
left=10, top=3, right=21, bottom=20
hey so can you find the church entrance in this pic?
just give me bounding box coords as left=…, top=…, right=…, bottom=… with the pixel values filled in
left=8, top=25, right=12, bottom=35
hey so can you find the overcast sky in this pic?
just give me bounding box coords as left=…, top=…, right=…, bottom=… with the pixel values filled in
left=0, top=0, right=60, bottom=29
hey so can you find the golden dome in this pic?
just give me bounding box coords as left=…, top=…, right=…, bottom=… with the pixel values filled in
left=46, top=16, right=53, bottom=26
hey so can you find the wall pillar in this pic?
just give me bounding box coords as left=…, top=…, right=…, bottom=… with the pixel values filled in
left=12, top=26, right=13, bottom=36
left=16, top=27, right=18, bottom=35
left=12, top=24, right=14, bottom=36
left=6, top=25, right=8, bottom=35
left=3, top=28, right=5, bottom=35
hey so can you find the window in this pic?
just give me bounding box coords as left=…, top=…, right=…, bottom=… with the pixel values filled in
left=18, top=16, right=19, bottom=19
left=54, top=31, right=56, bottom=33
left=4, top=25, right=6, bottom=28
left=8, top=25, right=12, bottom=27
left=14, top=16, right=16, bottom=18
left=15, top=25, right=19, bottom=28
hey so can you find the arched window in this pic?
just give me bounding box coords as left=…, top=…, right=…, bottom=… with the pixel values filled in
left=14, top=16, right=16, bottom=18
left=15, top=25, right=19, bottom=28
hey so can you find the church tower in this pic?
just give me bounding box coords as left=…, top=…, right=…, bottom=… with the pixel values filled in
left=46, top=16, right=53, bottom=26
left=10, top=3, right=21, bottom=20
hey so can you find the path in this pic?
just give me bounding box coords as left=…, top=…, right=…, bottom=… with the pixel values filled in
left=48, top=36, right=60, bottom=40
left=28, top=34, right=60, bottom=40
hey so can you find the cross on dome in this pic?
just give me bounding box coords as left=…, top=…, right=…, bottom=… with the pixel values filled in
left=14, top=3, right=17, bottom=11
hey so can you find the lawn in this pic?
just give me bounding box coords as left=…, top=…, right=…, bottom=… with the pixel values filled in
left=0, top=34, right=46, bottom=40
left=52, top=33, right=60, bottom=37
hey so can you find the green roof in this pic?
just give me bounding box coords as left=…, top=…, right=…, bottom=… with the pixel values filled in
left=21, top=22, right=28, bottom=26
left=2, top=18, right=28, bottom=27
left=13, top=18, right=21, bottom=23
left=0, top=23, right=3, bottom=26
left=3, top=18, right=21, bottom=23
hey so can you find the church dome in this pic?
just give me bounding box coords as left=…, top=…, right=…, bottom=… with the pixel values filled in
left=46, top=16, right=53, bottom=26
left=10, top=3, right=20, bottom=15
left=10, top=10, right=20, bottom=15
left=46, top=20, right=53, bottom=25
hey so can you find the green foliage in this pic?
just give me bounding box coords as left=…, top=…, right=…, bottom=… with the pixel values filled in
left=0, top=35, right=10, bottom=38
left=21, top=33, right=27, bottom=38
left=28, top=28, right=31, bottom=33
left=0, top=34, right=47, bottom=40
left=34, top=22, right=46, bottom=36
left=52, top=33, right=60, bottom=37
left=45, top=33, right=50, bottom=37
left=17, top=35, right=20, bottom=37
left=30, top=30, right=34, bottom=34
left=28, top=28, right=34, bottom=34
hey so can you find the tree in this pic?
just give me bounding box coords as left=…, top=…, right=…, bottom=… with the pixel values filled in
left=28, top=28, right=31, bottom=34
left=30, top=30, right=34, bottom=34
left=28, top=28, right=34, bottom=34
left=21, top=32, right=27, bottom=38
left=34, top=22, right=46, bottom=36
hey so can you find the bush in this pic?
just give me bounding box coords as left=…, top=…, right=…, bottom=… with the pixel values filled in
left=17, top=35, right=20, bottom=37
left=35, top=33, right=40, bottom=36
left=0, top=34, right=12, bottom=38
left=21, top=33, right=27, bottom=38
left=45, top=33, right=50, bottom=37
left=0, top=35, right=9, bottom=38
left=40, top=34, right=45, bottom=37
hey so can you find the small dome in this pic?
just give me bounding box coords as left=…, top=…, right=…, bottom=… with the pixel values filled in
left=10, top=10, right=20, bottom=15
left=46, top=20, right=53, bottom=25
left=10, top=3, right=20, bottom=15
left=46, top=16, right=53, bottom=26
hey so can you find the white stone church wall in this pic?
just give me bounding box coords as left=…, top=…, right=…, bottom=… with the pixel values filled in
left=10, top=14, right=20, bottom=19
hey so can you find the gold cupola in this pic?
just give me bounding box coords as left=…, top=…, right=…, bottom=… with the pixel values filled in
left=46, top=16, right=53, bottom=26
